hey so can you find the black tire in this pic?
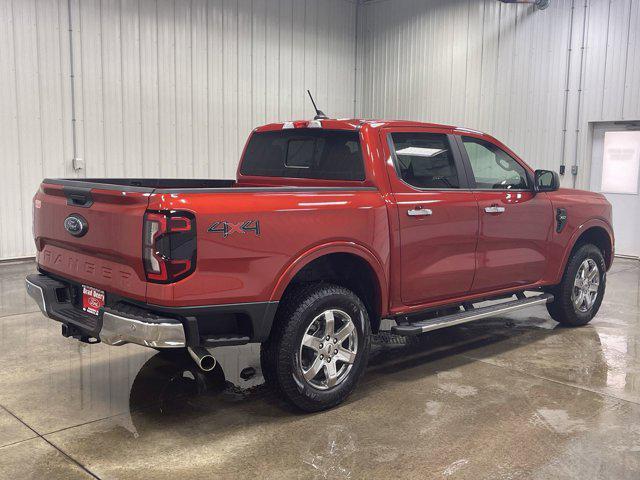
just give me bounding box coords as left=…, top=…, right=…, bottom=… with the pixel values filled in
left=546, top=243, right=606, bottom=326
left=260, top=282, right=371, bottom=412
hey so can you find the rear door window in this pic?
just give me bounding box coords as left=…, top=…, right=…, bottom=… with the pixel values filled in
left=389, top=132, right=461, bottom=189
left=240, top=129, right=365, bottom=181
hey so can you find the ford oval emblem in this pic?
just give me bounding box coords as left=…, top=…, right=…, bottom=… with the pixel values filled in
left=64, top=214, right=88, bottom=237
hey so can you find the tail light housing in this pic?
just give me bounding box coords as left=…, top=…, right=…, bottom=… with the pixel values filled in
left=143, top=211, right=197, bottom=283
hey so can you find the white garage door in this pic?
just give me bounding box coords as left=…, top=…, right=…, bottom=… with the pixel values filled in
left=589, top=123, right=640, bottom=258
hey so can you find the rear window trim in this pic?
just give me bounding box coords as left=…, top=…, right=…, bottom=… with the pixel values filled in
left=239, top=129, right=366, bottom=182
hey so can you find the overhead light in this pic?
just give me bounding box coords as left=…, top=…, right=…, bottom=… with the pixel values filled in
left=497, top=0, right=550, bottom=10
left=396, top=147, right=446, bottom=157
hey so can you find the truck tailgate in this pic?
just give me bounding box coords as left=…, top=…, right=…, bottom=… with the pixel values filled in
left=33, top=182, right=151, bottom=301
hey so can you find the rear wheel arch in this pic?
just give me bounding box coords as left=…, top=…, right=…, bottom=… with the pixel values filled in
left=261, top=282, right=372, bottom=411
left=270, top=246, right=388, bottom=333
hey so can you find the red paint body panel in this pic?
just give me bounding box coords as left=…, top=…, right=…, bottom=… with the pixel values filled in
left=32, top=119, right=614, bottom=321
left=544, top=189, right=614, bottom=283
left=471, top=190, right=553, bottom=293
left=145, top=189, right=389, bottom=307
left=33, top=184, right=150, bottom=301
left=394, top=190, right=479, bottom=304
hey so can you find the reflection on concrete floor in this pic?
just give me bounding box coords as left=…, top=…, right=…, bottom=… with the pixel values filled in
left=0, top=258, right=639, bottom=479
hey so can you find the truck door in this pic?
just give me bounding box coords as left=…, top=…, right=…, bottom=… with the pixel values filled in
left=384, top=128, right=479, bottom=306
left=455, top=134, right=554, bottom=293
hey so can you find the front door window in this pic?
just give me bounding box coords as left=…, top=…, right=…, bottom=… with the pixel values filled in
left=461, top=136, right=529, bottom=190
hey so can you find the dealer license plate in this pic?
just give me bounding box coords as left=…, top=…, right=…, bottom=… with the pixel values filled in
left=82, top=285, right=105, bottom=316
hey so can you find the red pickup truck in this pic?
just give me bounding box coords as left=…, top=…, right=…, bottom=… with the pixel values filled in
left=26, top=118, right=613, bottom=411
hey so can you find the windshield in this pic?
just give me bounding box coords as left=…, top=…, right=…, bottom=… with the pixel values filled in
left=240, top=129, right=365, bottom=181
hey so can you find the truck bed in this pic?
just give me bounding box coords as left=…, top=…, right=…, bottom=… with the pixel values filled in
left=43, top=178, right=372, bottom=194
left=43, top=178, right=237, bottom=192
left=34, top=177, right=384, bottom=309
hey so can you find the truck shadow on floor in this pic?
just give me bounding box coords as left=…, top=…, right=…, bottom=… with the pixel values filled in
left=127, top=313, right=607, bottom=424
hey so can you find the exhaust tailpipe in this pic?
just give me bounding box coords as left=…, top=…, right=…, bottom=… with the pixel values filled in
left=188, top=347, right=217, bottom=372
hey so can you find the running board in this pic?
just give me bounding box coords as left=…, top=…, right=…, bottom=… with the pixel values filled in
left=391, top=293, right=554, bottom=336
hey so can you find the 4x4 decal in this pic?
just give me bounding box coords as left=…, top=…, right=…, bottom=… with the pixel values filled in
left=208, top=220, right=260, bottom=238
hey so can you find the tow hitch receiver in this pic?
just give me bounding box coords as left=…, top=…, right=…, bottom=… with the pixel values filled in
left=61, top=323, right=99, bottom=344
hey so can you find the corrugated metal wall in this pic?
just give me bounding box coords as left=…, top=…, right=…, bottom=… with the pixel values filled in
left=0, top=0, right=357, bottom=260
left=2, top=0, right=639, bottom=260
left=356, top=0, right=640, bottom=187
left=0, top=0, right=74, bottom=260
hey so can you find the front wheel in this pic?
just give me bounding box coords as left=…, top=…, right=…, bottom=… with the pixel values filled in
left=261, top=283, right=371, bottom=412
left=546, top=243, right=606, bottom=326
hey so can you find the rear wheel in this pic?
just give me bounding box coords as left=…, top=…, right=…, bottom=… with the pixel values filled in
left=261, top=283, right=371, bottom=412
left=546, top=243, right=606, bottom=326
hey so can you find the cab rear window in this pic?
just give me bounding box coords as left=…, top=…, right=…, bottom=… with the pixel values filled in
left=240, top=129, right=365, bottom=181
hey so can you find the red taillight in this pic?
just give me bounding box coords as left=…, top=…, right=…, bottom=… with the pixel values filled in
left=143, top=211, right=196, bottom=283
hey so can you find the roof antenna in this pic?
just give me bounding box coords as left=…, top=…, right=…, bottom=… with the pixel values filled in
left=307, top=90, right=328, bottom=120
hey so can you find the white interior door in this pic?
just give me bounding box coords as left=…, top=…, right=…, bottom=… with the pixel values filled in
left=589, top=123, right=640, bottom=258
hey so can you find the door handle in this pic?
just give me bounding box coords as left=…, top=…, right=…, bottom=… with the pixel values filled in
left=407, top=208, right=433, bottom=217
left=484, top=205, right=505, bottom=214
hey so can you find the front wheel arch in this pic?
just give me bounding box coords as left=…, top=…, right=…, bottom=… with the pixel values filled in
left=555, top=222, right=613, bottom=284
left=546, top=243, right=606, bottom=326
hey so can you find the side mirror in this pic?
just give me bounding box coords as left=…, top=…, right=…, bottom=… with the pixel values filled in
left=534, top=169, right=560, bottom=192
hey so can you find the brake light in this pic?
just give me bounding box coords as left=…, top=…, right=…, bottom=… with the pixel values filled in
left=143, top=211, right=197, bottom=283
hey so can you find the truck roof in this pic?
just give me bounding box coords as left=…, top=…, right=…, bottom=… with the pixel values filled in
left=253, top=118, right=487, bottom=137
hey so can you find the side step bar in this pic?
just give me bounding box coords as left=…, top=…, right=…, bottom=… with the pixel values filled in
left=391, top=293, right=554, bottom=336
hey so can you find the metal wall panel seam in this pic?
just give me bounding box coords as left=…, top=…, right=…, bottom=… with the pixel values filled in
left=619, top=0, right=634, bottom=119
left=560, top=0, right=576, bottom=172
left=10, top=0, right=26, bottom=258
left=571, top=0, right=589, bottom=187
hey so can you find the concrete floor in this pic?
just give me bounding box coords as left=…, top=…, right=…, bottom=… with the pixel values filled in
left=0, top=260, right=639, bottom=479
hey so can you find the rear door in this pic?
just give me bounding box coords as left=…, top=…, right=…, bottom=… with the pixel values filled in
left=33, top=181, right=152, bottom=301
left=385, top=128, right=479, bottom=305
left=456, top=135, right=554, bottom=293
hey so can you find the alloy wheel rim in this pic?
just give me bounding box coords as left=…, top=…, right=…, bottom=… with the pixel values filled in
left=298, top=309, right=358, bottom=390
left=572, top=258, right=600, bottom=313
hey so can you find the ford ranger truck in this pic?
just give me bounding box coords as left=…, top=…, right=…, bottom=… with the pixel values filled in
left=26, top=119, right=614, bottom=412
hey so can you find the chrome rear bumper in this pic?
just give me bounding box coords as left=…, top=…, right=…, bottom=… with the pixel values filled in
left=25, top=277, right=47, bottom=314
left=25, top=274, right=186, bottom=348
left=100, top=310, right=186, bottom=347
